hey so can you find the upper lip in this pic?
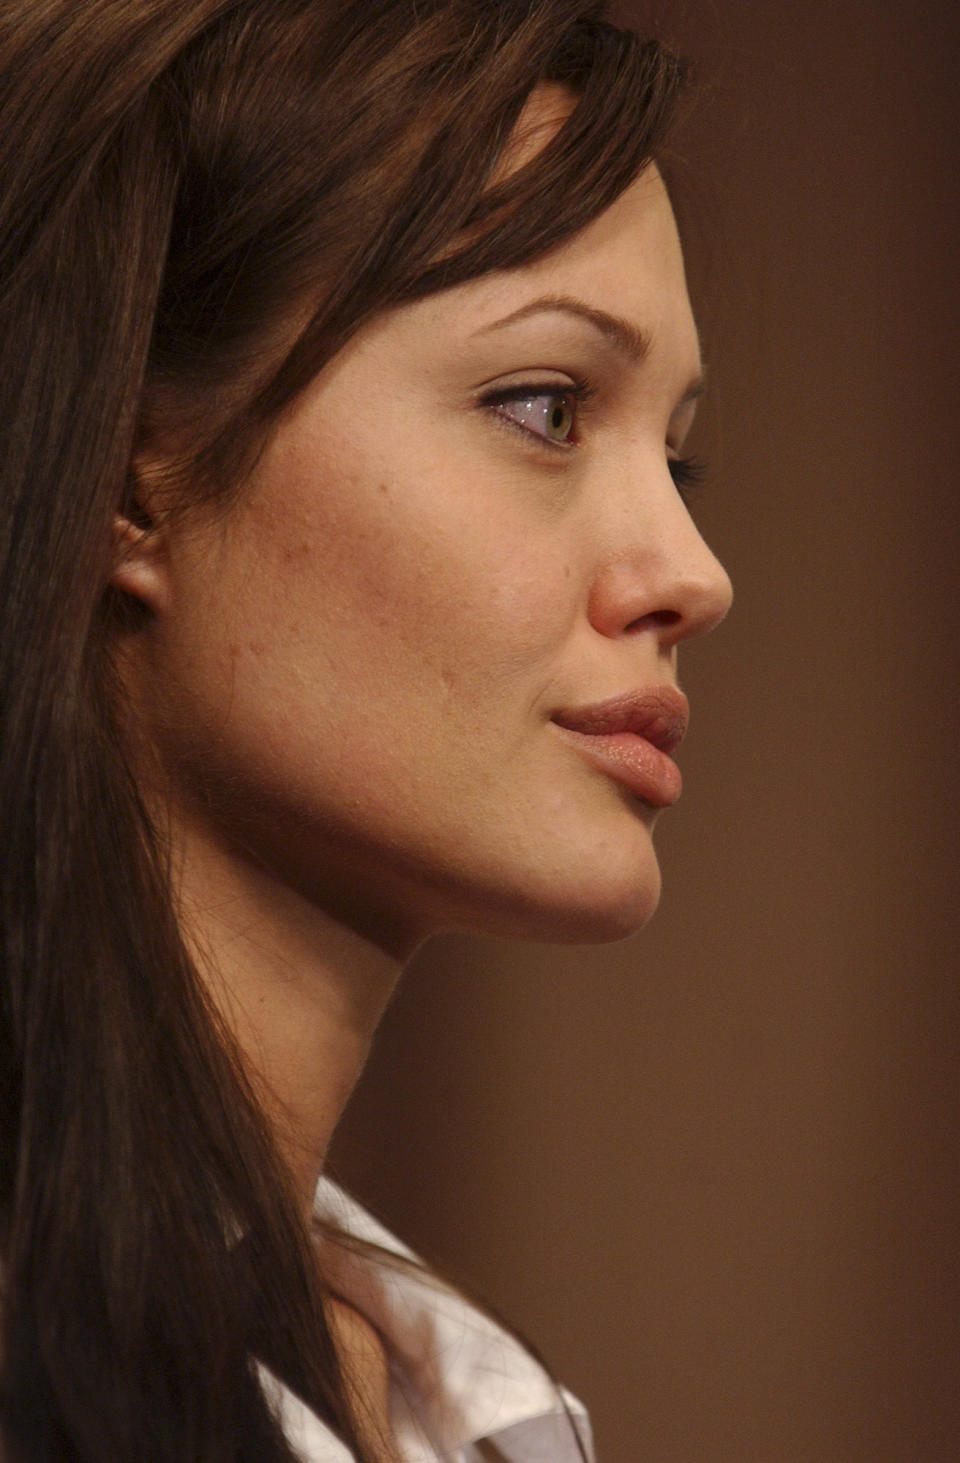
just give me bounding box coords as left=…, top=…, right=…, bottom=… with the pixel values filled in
left=551, top=684, right=690, bottom=754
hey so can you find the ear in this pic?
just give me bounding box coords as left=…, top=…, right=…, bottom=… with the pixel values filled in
left=109, top=470, right=171, bottom=616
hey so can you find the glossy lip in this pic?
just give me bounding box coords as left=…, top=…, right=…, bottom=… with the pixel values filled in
left=550, top=685, right=690, bottom=807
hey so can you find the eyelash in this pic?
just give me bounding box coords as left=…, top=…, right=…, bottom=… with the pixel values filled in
left=667, top=455, right=708, bottom=505
left=479, top=379, right=707, bottom=504
left=480, top=379, right=596, bottom=448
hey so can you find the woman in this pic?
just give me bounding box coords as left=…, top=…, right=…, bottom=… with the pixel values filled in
left=0, top=0, right=732, bottom=1459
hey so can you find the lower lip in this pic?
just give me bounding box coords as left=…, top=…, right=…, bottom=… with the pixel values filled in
left=554, top=727, right=683, bottom=807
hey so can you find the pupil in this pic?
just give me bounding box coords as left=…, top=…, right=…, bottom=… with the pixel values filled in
left=551, top=403, right=566, bottom=432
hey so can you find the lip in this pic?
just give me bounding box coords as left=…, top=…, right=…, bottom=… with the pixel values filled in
left=550, top=685, right=690, bottom=807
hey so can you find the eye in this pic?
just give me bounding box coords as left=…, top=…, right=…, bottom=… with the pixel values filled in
left=668, top=454, right=707, bottom=505
left=481, top=382, right=592, bottom=447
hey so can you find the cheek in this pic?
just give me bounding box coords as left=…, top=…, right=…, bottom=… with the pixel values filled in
left=246, top=449, right=575, bottom=717
left=171, top=449, right=580, bottom=846
left=150, top=432, right=661, bottom=940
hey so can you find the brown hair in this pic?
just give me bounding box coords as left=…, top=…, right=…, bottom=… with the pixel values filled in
left=0, top=2, right=684, bottom=1458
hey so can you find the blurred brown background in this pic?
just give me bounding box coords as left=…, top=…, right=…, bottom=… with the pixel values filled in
left=331, top=2, right=960, bottom=1459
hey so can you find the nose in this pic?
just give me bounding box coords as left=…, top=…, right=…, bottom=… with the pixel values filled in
left=586, top=479, right=733, bottom=648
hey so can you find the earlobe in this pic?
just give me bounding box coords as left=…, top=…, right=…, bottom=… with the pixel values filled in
left=109, top=505, right=170, bottom=615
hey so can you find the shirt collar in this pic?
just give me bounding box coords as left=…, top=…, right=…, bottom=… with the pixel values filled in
left=261, top=1178, right=593, bottom=1463
left=311, top=1182, right=588, bottom=1457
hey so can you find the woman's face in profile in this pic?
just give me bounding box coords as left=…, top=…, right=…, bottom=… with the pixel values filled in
left=137, top=156, right=732, bottom=956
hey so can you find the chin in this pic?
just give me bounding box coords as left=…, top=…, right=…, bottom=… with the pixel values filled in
left=526, top=808, right=666, bottom=943
left=543, top=869, right=663, bottom=945
left=453, top=848, right=664, bottom=946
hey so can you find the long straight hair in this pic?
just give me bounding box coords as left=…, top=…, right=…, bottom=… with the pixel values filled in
left=0, top=2, right=684, bottom=1458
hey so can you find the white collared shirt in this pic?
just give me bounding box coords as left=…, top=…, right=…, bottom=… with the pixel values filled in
left=259, top=1179, right=594, bottom=1463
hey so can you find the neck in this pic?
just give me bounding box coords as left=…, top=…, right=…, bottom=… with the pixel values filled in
left=168, top=813, right=407, bottom=1216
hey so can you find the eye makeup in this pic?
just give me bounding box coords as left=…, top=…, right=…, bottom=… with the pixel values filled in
left=478, top=378, right=596, bottom=448
left=477, top=374, right=708, bottom=507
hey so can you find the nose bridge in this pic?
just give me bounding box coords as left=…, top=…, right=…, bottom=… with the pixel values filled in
left=587, top=480, right=733, bottom=645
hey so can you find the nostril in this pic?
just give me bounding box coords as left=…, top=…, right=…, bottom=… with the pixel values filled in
left=625, top=609, right=680, bottom=634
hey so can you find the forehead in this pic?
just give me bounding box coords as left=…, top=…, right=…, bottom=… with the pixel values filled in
left=519, top=163, right=688, bottom=310
left=315, top=87, right=698, bottom=390
left=491, top=80, right=580, bottom=179
left=488, top=84, right=693, bottom=329
left=419, top=162, right=698, bottom=370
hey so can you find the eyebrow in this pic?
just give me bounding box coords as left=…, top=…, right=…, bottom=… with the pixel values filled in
left=474, top=293, right=706, bottom=403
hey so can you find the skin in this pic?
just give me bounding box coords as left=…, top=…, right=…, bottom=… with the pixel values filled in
left=112, top=89, right=731, bottom=1440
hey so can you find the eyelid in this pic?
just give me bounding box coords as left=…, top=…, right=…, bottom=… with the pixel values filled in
left=476, top=377, right=709, bottom=506
left=477, top=378, right=595, bottom=449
